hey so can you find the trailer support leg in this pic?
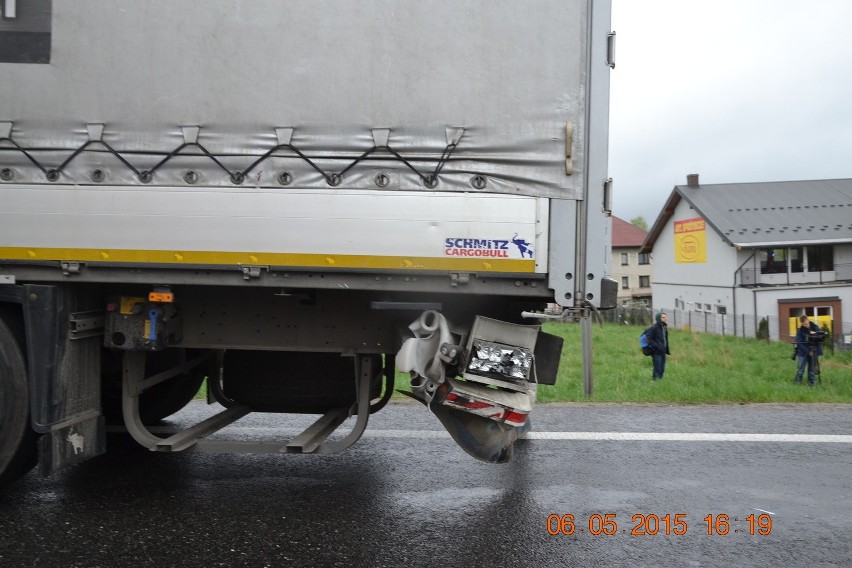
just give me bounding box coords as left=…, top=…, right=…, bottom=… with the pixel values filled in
left=582, top=311, right=594, bottom=397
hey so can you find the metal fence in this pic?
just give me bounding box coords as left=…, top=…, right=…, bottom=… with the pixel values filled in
left=601, top=305, right=852, bottom=351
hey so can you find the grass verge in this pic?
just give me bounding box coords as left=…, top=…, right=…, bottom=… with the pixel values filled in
left=535, top=323, right=852, bottom=403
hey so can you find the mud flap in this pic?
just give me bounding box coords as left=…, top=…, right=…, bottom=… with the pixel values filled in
left=599, top=277, right=619, bottom=310
left=23, top=284, right=106, bottom=476
left=37, top=416, right=106, bottom=477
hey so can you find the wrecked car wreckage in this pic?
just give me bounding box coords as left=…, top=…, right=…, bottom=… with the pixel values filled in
left=397, top=311, right=562, bottom=463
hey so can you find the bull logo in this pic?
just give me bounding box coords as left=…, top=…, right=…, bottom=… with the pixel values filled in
left=66, top=430, right=84, bottom=455
left=511, top=233, right=534, bottom=258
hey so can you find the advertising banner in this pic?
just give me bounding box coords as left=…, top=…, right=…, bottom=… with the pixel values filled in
left=674, top=217, right=707, bottom=263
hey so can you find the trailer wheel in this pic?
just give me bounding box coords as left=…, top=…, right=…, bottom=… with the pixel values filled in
left=0, top=317, right=37, bottom=489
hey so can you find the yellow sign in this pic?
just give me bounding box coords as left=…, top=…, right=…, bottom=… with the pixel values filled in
left=674, top=218, right=707, bottom=263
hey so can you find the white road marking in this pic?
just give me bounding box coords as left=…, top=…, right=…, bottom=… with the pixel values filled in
left=517, top=432, right=852, bottom=443
left=139, top=423, right=852, bottom=443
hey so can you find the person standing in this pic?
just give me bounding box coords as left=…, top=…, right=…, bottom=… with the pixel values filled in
left=794, top=315, right=823, bottom=386
left=647, top=312, right=670, bottom=380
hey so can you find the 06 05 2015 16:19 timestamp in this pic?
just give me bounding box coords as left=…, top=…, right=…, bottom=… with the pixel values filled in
left=546, top=513, right=773, bottom=537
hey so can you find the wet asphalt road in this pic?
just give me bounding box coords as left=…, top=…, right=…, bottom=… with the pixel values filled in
left=1, top=402, right=851, bottom=568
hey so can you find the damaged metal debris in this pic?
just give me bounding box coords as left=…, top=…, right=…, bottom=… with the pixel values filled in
left=396, top=311, right=560, bottom=464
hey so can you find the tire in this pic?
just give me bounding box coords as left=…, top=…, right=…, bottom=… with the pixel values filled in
left=0, top=316, right=37, bottom=489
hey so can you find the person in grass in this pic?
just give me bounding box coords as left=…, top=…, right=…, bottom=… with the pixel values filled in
left=794, top=315, right=823, bottom=386
left=647, top=312, right=670, bottom=380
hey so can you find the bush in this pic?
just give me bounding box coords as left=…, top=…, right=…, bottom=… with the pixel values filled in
left=757, top=317, right=770, bottom=341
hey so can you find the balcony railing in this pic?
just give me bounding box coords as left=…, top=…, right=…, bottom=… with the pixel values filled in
left=739, top=262, right=852, bottom=287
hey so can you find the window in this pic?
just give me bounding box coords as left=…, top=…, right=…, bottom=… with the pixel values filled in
left=638, top=252, right=650, bottom=265
left=621, top=277, right=629, bottom=289
left=756, top=246, right=834, bottom=275
left=620, top=252, right=629, bottom=266
left=807, top=246, right=834, bottom=272
left=639, top=275, right=650, bottom=288
left=716, top=305, right=727, bottom=315
left=759, top=248, right=787, bottom=274
left=789, top=247, right=803, bottom=273
left=704, top=303, right=712, bottom=312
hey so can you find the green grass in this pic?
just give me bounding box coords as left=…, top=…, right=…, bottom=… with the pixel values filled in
left=198, top=324, right=852, bottom=404
left=535, top=323, right=852, bottom=403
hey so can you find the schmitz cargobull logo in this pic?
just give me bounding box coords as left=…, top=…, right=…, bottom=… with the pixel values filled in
left=444, top=234, right=534, bottom=259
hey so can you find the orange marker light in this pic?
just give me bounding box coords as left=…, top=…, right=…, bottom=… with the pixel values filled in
left=148, top=291, right=174, bottom=303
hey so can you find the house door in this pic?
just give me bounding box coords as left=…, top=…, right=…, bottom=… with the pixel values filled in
left=778, top=298, right=841, bottom=342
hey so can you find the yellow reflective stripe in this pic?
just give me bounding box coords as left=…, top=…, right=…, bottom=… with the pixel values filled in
left=0, top=247, right=536, bottom=273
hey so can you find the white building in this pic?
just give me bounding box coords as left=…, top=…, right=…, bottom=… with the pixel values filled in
left=641, top=175, right=852, bottom=344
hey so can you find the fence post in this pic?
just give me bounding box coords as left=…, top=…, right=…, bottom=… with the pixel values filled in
left=829, top=319, right=835, bottom=354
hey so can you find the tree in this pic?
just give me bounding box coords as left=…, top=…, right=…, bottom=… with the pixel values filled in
left=630, top=216, right=648, bottom=231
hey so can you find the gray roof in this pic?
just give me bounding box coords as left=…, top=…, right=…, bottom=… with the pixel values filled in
left=642, top=178, right=852, bottom=252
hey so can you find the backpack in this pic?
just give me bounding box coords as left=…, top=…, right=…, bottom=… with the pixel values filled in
left=639, top=327, right=653, bottom=356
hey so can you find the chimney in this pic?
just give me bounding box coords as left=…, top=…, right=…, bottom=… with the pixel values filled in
left=686, top=173, right=700, bottom=188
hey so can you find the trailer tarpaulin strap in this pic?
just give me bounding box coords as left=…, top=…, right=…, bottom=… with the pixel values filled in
left=0, top=126, right=463, bottom=188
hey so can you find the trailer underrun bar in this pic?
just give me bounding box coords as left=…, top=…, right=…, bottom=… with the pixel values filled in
left=121, top=351, right=376, bottom=455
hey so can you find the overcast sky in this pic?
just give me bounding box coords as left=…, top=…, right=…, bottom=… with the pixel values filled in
left=608, top=0, right=852, bottom=227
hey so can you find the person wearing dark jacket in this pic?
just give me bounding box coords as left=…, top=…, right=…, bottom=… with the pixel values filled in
left=647, top=312, right=670, bottom=380
left=794, top=315, right=823, bottom=385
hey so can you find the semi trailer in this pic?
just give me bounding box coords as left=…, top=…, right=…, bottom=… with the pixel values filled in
left=0, top=0, right=615, bottom=487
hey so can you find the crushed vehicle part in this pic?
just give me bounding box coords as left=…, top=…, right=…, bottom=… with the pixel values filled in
left=396, top=311, right=548, bottom=463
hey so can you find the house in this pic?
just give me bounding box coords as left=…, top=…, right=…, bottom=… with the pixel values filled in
left=641, top=175, right=852, bottom=344
left=610, top=216, right=652, bottom=306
